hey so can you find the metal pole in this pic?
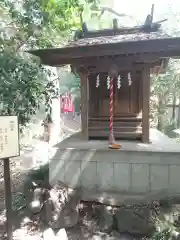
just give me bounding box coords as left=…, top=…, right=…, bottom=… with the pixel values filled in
left=4, top=158, right=13, bottom=240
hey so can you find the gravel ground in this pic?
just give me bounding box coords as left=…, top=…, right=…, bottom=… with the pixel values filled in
left=0, top=161, right=29, bottom=239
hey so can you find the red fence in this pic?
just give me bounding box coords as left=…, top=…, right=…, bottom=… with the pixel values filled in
left=60, top=92, right=74, bottom=113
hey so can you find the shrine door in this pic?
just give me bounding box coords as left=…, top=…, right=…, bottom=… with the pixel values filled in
left=88, top=71, right=142, bottom=118
left=114, top=70, right=142, bottom=117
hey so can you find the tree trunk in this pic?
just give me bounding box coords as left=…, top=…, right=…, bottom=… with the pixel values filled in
left=177, top=99, right=180, bottom=128
left=157, top=98, right=165, bottom=131
left=44, top=123, right=51, bottom=142
left=172, top=95, right=176, bottom=121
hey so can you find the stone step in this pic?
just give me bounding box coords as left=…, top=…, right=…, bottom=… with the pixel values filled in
left=88, top=126, right=142, bottom=133
left=89, top=130, right=142, bottom=139
left=89, top=116, right=142, bottom=122
left=88, top=121, right=142, bottom=127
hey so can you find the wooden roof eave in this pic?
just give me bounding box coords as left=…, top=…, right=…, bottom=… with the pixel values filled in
left=33, top=53, right=177, bottom=68
left=28, top=37, right=180, bottom=66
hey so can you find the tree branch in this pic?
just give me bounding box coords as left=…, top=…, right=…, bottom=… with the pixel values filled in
left=93, top=6, right=133, bottom=19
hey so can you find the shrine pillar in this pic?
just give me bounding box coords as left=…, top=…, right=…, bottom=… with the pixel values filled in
left=79, top=69, right=89, bottom=140
left=142, top=66, right=151, bottom=143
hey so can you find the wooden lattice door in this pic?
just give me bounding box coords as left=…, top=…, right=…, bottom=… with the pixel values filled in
left=114, top=70, right=142, bottom=116
left=89, top=73, right=113, bottom=118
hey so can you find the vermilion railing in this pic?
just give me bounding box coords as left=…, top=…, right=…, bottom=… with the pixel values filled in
left=60, top=92, right=74, bottom=113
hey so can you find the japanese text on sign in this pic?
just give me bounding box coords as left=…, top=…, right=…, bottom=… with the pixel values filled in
left=0, top=116, right=19, bottom=159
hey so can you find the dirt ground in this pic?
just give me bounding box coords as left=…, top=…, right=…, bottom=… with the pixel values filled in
left=0, top=119, right=80, bottom=239
left=1, top=119, right=180, bottom=240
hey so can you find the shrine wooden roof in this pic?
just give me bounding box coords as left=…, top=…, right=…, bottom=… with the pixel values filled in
left=67, top=32, right=170, bottom=47
left=29, top=31, right=180, bottom=66
left=28, top=4, right=180, bottom=67
left=29, top=16, right=180, bottom=66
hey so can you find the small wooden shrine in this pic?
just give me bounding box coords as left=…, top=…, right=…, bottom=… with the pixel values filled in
left=29, top=6, right=180, bottom=144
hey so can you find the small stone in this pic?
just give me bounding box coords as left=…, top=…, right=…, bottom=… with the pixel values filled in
left=31, top=180, right=43, bottom=187
left=43, top=228, right=56, bottom=240
left=111, top=230, right=121, bottom=238
left=171, top=231, right=180, bottom=239
left=41, top=199, right=54, bottom=224
left=29, top=188, right=44, bottom=213
left=110, top=231, right=134, bottom=240
left=92, top=235, right=103, bottom=240
left=176, top=234, right=180, bottom=240
left=115, top=205, right=155, bottom=236
left=91, top=232, right=107, bottom=240
left=22, top=217, right=32, bottom=225
left=56, top=228, right=68, bottom=239
left=26, top=236, right=41, bottom=240
left=62, top=208, right=79, bottom=228
left=49, top=199, right=79, bottom=229
left=95, top=206, right=113, bottom=233
left=52, top=207, right=79, bottom=229
left=105, top=237, right=119, bottom=240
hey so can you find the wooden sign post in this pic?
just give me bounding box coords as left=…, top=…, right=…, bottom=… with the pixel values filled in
left=0, top=116, right=20, bottom=240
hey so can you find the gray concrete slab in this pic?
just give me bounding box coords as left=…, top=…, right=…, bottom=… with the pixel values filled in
left=54, top=128, right=180, bottom=152
left=50, top=128, right=180, bottom=203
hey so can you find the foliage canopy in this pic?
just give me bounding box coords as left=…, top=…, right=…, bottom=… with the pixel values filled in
left=0, top=0, right=98, bottom=126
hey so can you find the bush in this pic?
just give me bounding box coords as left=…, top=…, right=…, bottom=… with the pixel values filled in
left=163, top=120, right=178, bottom=138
